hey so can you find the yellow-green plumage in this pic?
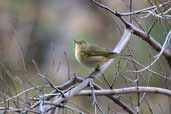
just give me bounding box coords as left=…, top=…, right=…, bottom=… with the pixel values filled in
left=74, top=40, right=117, bottom=68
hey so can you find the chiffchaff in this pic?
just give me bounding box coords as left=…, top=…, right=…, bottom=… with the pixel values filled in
left=74, top=40, right=119, bottom=68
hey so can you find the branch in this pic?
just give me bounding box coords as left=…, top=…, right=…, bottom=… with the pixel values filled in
left=78, top=86, right=171, bottom=97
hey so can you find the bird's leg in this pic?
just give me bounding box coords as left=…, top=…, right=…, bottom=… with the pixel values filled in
left=95, top=66, right=101, bottom=71
left=88, top=66, right=101, bottom=78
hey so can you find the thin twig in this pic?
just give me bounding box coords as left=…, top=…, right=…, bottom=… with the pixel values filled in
left=37, top=73, right=65, bottom=98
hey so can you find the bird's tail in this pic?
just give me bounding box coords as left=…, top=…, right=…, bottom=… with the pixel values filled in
left=105, top=52, right=132, bottom=58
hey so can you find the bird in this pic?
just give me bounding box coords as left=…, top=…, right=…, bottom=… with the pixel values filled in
left=74, top=40, right=119, bottom=68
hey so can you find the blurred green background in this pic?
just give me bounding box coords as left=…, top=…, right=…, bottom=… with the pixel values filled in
left=0, top=0, right=170, bottom=113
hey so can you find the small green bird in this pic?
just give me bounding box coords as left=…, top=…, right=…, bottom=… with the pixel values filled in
left=74, top=40, right=118, bottom=68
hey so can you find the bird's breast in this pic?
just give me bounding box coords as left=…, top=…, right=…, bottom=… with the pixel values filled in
left=75, top=46, right=82, bottom=63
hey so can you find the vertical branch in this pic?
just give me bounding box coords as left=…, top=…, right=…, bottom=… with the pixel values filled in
left=129, top=0, right=132, bottom=22
left=136, top=75, right=140, bottom=114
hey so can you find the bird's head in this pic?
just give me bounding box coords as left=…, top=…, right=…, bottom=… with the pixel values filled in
left=74, top=40, right=87, bottom=49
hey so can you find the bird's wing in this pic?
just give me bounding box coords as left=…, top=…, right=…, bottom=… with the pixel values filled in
left=82, top=45, right=116, bottom=57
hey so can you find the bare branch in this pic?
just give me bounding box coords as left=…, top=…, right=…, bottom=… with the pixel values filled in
left=78, top=86, right=171, bottom=97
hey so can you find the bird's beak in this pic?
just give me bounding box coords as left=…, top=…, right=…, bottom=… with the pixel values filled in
left=74, top=40, right=79, bottom=44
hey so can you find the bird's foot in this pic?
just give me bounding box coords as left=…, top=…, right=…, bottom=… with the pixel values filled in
left=88, top=66, right=101, bottom=78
